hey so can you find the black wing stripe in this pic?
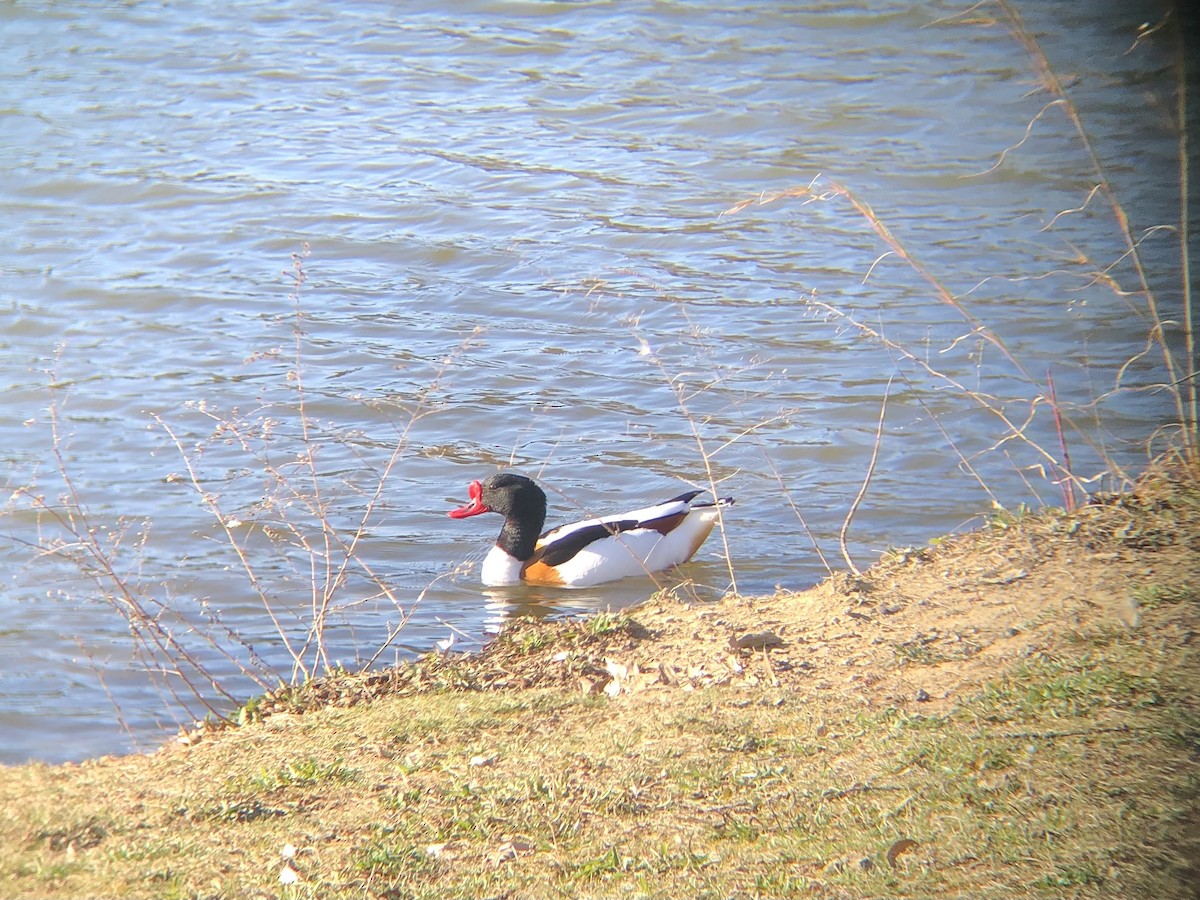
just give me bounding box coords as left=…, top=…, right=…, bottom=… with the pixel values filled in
left=639, top=510, right=689, bottom=536
left=534, top=519, right=641, bottom=568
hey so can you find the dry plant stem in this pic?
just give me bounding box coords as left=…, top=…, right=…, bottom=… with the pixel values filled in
left=660, top=301, right=824, bottom=590
left=357, top=566, right=480, bottom=672
left=325, top=328, right=488, bottom=662
left=160, top=403, right=366, bottom=684
left=358, top=578, right=441, bottom=672
left=823, top=178, right=1124, bottom=479
left=564, top=278, right=786, bottom=589
left=153, top=415, right=306, bottom=681
left=634, top=307, right=770, bottom=595
left=839, top=376, right=892, bottom=576
left=1046, top=369, right=1078, bottom=511
left=663, top=365, right=736, bottom=594
left=727, top=180, right=1125, bottom=485
left=654, top=298, right=832, bottom=574
left=280, top=247, right=392, bottom=675
left=282, top=247, right=337, bottom=676
left=162, top=387, right=451, bottom=682
left=295, top=326, right=487, bottom=672
left=74, top=640, right=134, bottom=743
left=996, top=0, right=1193, bottom=454
left=752, top=431, right=835, bottom=576
left=29, top=385, right=239, bottom=715
left=1172, top=15, right=1198, bottom=450
left=167, top=405, right=345, bottom=683
left=809, top=299, right=1095, bottom=495
left=825, top=177, right=1028, bottom=380
left=159, top=250, right=484, bottom=684
left=972, top=99, right=1065, bottom=176
left=1003, top=448, right=1049, bottom=505
left=728, top=177, right=1029, bottom=385
left=701, top=413, right=795, bottom=459
left=910, top=391, right=1001, bottom=508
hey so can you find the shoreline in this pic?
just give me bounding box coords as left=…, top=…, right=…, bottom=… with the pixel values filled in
left=2, top=463, right=1197, bottom=899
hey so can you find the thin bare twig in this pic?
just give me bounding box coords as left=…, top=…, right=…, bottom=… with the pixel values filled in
left=839, top=376, right=893, bottom=576
left=996, top=0, right=1191, bottom=454
left=1046, top=369, right=1078, bottom=511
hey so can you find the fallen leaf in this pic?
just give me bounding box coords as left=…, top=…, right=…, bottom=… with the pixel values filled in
left=886, top=838, right=919, bottom=868
left=982, top=567, right=1028, bottom=585
left=604, top=658, right=653, bottom=695
left=426, top=842, right=460, bottom=860
left=1116, top=594, right=1139, bottom=628
left=730, top=631, right=785, bottom=650
left=278, top=861, right=300, bottom=885
left=603, top=659, right=630, bottom=696
left=488, top=839, right=534, bottom=866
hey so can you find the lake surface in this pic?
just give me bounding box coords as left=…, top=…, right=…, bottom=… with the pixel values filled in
left=0, top=0, right=1188, bottom=763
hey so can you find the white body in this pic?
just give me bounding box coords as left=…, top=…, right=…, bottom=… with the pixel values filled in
left=481, top=497, right=725, bottom=588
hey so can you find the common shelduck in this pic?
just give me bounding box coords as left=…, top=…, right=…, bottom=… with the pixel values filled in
left=448, top=473, right=733, bottom=587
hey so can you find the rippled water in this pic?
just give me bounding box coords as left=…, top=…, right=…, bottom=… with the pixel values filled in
left=0, top=0, right=1187, bottom=763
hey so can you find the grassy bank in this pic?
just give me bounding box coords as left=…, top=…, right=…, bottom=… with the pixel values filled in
left=1, top=462, right=1197, bottom=900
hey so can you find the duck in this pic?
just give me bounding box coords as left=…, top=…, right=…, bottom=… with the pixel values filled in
left=448, top=473, right=733, bottom=587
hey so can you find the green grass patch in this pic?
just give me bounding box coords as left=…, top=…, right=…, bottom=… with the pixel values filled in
left=248, top=757, right=358, bottom=791
left=968, top=652, right=1162, bottom=722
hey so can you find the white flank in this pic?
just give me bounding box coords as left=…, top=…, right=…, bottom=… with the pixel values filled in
left=478, top=496, right=729, bottom=588
left=544, top=504, right=723, bottom=588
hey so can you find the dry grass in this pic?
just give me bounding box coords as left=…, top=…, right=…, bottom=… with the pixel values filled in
left=2, top=463, right=1196, bottom=900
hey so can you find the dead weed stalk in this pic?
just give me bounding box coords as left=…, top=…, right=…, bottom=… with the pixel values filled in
left=151, top=249, right=481, bottom=686
left=723, top=9, right=1195, bottom=521
left=9, top=364, right=248, bottom=722
left=10, top=249, right=482, bottom=717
